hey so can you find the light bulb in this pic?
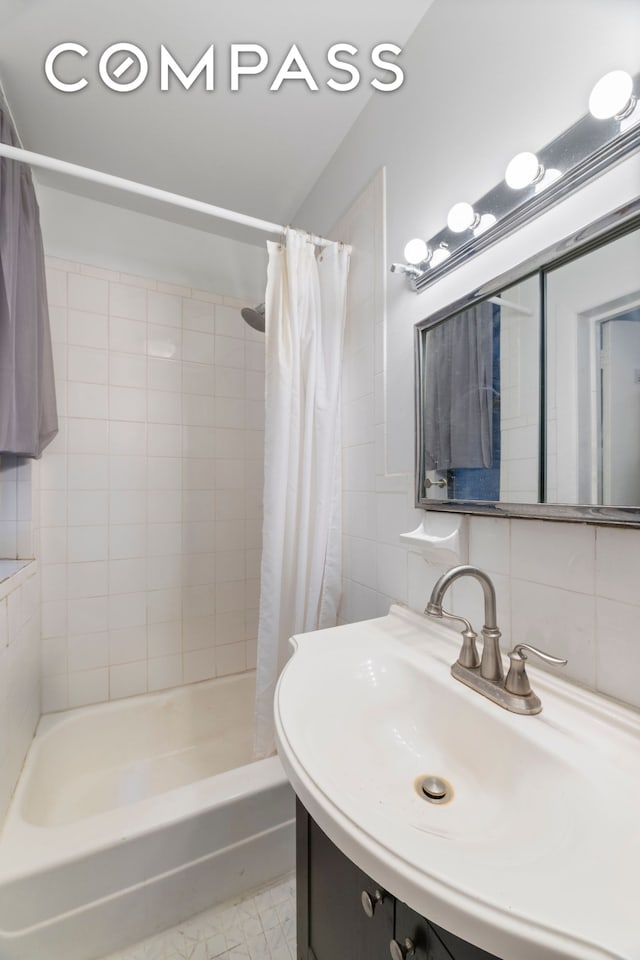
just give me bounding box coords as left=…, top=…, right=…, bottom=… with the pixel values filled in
left=589, top=70, right=635, bottom=120
left=404, top=238, right=429, bottom=265
left=430, top=245, right=450, bottom=268
left=534, top=168, right=562, bottom=194
left=474, top=213, right=497, bottom=237
left=505, top=152, right=543, bottom=189
left=447, top=202, right=479, bottom=233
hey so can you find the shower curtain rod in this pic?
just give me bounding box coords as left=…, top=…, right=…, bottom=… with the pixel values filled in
left=0, top=142, right=332, bottom=247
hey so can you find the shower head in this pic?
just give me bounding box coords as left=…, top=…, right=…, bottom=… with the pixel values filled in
left=241, top=302, right=266, bottom=333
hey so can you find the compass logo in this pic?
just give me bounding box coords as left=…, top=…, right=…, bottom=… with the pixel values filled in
left=44, top=42, right=405, bottom=94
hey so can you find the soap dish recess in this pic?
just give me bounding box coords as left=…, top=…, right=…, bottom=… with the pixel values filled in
left=400, top=514, right=468, bottom=564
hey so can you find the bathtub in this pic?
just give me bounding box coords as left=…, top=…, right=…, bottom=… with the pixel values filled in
left=0, top=672, right=295, bottom=960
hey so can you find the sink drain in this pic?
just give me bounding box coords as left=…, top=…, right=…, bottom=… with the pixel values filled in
left=415, top=774, right=453, bottom=805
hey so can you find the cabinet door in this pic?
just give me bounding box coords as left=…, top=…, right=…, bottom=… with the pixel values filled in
left=395, top=902, right=452, bottom=960
left=297, top=800, right=394, bottom=960
left=394, top=902, right=502, bottom=960
left=428, top=921, right=500, bottom=960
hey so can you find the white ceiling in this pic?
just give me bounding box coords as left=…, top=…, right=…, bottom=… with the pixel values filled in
left=0, top=0, right=432, bottom=244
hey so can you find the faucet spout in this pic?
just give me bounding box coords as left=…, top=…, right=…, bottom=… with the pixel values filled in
left=425, top=564, right=503, bottom=681
left=426, top=564, right=498, bottom=629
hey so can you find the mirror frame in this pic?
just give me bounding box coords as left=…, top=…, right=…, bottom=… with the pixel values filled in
left=414, top=196, right=640, bottom=525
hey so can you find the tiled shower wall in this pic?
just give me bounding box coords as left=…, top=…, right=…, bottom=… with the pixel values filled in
left=0, top=562, right=40, bottom=822
left=39, top=258, right=264, bottom=711
left=336, top=169, right=640, bottom=713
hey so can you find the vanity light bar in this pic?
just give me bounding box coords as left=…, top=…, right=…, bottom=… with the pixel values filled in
left=396, top=69, right=640, bottom=290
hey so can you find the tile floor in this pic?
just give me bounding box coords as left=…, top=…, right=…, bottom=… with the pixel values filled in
left=100, top=873, right=296, bottom=960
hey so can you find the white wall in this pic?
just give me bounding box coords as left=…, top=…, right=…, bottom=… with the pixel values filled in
left=37, top=185, right=268, bottom=305
left=310, top=0, right=640, bottom=711
left=296, top=0, right=640, bottom=474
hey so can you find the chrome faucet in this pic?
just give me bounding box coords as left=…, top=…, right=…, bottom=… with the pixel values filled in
left=425, top=564, right=567, bottom=715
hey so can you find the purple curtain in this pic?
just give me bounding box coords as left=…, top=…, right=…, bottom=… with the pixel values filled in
left=0, top=107, right=58, bottom=457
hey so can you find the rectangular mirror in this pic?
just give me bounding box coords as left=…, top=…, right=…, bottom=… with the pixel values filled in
left=545, top=226, right=640, bottom=507
left=415, top=205, right=640, bottom=523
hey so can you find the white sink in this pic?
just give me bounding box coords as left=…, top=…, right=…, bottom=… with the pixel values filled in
left=275, top=605, right=640, bottom=960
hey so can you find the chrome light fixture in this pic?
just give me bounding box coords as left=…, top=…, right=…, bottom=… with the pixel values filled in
left=393, top=68, right=640, bottom=291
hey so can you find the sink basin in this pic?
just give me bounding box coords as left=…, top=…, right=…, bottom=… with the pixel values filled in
left=275, top=605, right=640, bottom=960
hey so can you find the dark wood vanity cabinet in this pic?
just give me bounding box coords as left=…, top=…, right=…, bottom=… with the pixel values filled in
left=296, top=800, right=501, bottom=960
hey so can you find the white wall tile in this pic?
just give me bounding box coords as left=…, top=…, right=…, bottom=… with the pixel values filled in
left=215, top=611, right=245, bottom=645
left=148, top=423, right=182, bottom=458
left=68, top=346, right=109, bottom=385
left=110, top=316, right=147, bottom=355
left=42, top=635, right=68, bottom=676
left=510, top=579, right=596, bottom=688
left=109, top=385, right=147, bottom=422
left=68, top=525, right=109, bottom=562
left=109, top=558, right=147, bottom=595
left=183, top=647, right=216, bottom=683
left=67, top=632, right=109, bottom=672
left=68, top=309, right=109, bottom=349
left=149, top=291, right=182, bottom=328
left=215, top=336, right=244, bottom=368
left=148, top=357, right=182, bottom=394
left=596, top=527, right=640, bottom=607
left=67, top=561, right=108, bottom=599
left=216, top=641, right=246, bottom=676
left=68, top=274, right=109, bottom=314
left=41, top=674, right=68, bottom=713
left=148, top=390, right=182, bottom=425
left=147, top=324, right=181, bottom=360
left=596, top=598, right=640, bottom=703
left=68, top=418, right=109, bottom=455
left=68, top=667, right=108, bottom=708
left=110, top=282, right=147, bottom=322
left=148, top=654, right=182, bottom=691
left=468, top=517, right=511, bottom=576
left=109, top=625, right=147, bottom=665
left=68, top=597, right=108, bottom=636
left=183, top=616, right=215, bottom=651
left=183, top=329, right=215, bottom=365
left=147, top=620, right=182, bottom=657
left=109, top=456, right=147, bottom=491
left=183, top=361, right=215, bottom=396
left=110, top=352, right=147, bottom=388
left=511, top=520, right=595, bottom=594
left=109, top=524, right=146, bottom=560
left=147, top=589, right=181, bottom=625
left=67, top=454, right=109, bottom=491
left=68, top=490, right=109, bottom=526
left=375, top=543, right=408, bottom=603
left=108, top=592, right=147, bottom=630
left=183, top=298, right=215, bottom=333
left=68, top=382, right=109, bottom=420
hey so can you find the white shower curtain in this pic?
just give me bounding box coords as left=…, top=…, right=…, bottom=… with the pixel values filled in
left=254, top=228, right=350, bottom=758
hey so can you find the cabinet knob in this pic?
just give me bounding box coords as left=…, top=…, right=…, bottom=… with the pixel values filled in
left=390, top=938, right=415, bottom=960
left=361, top=888, right=384, bottom=918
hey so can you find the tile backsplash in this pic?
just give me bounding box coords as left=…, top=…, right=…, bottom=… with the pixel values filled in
left=39, top=258, right=264, bottom=711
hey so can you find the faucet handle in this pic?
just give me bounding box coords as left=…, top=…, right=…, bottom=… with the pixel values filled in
left=505, top=643, right=568, bottom=696
left=433, top=608, right=481, bottom=669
